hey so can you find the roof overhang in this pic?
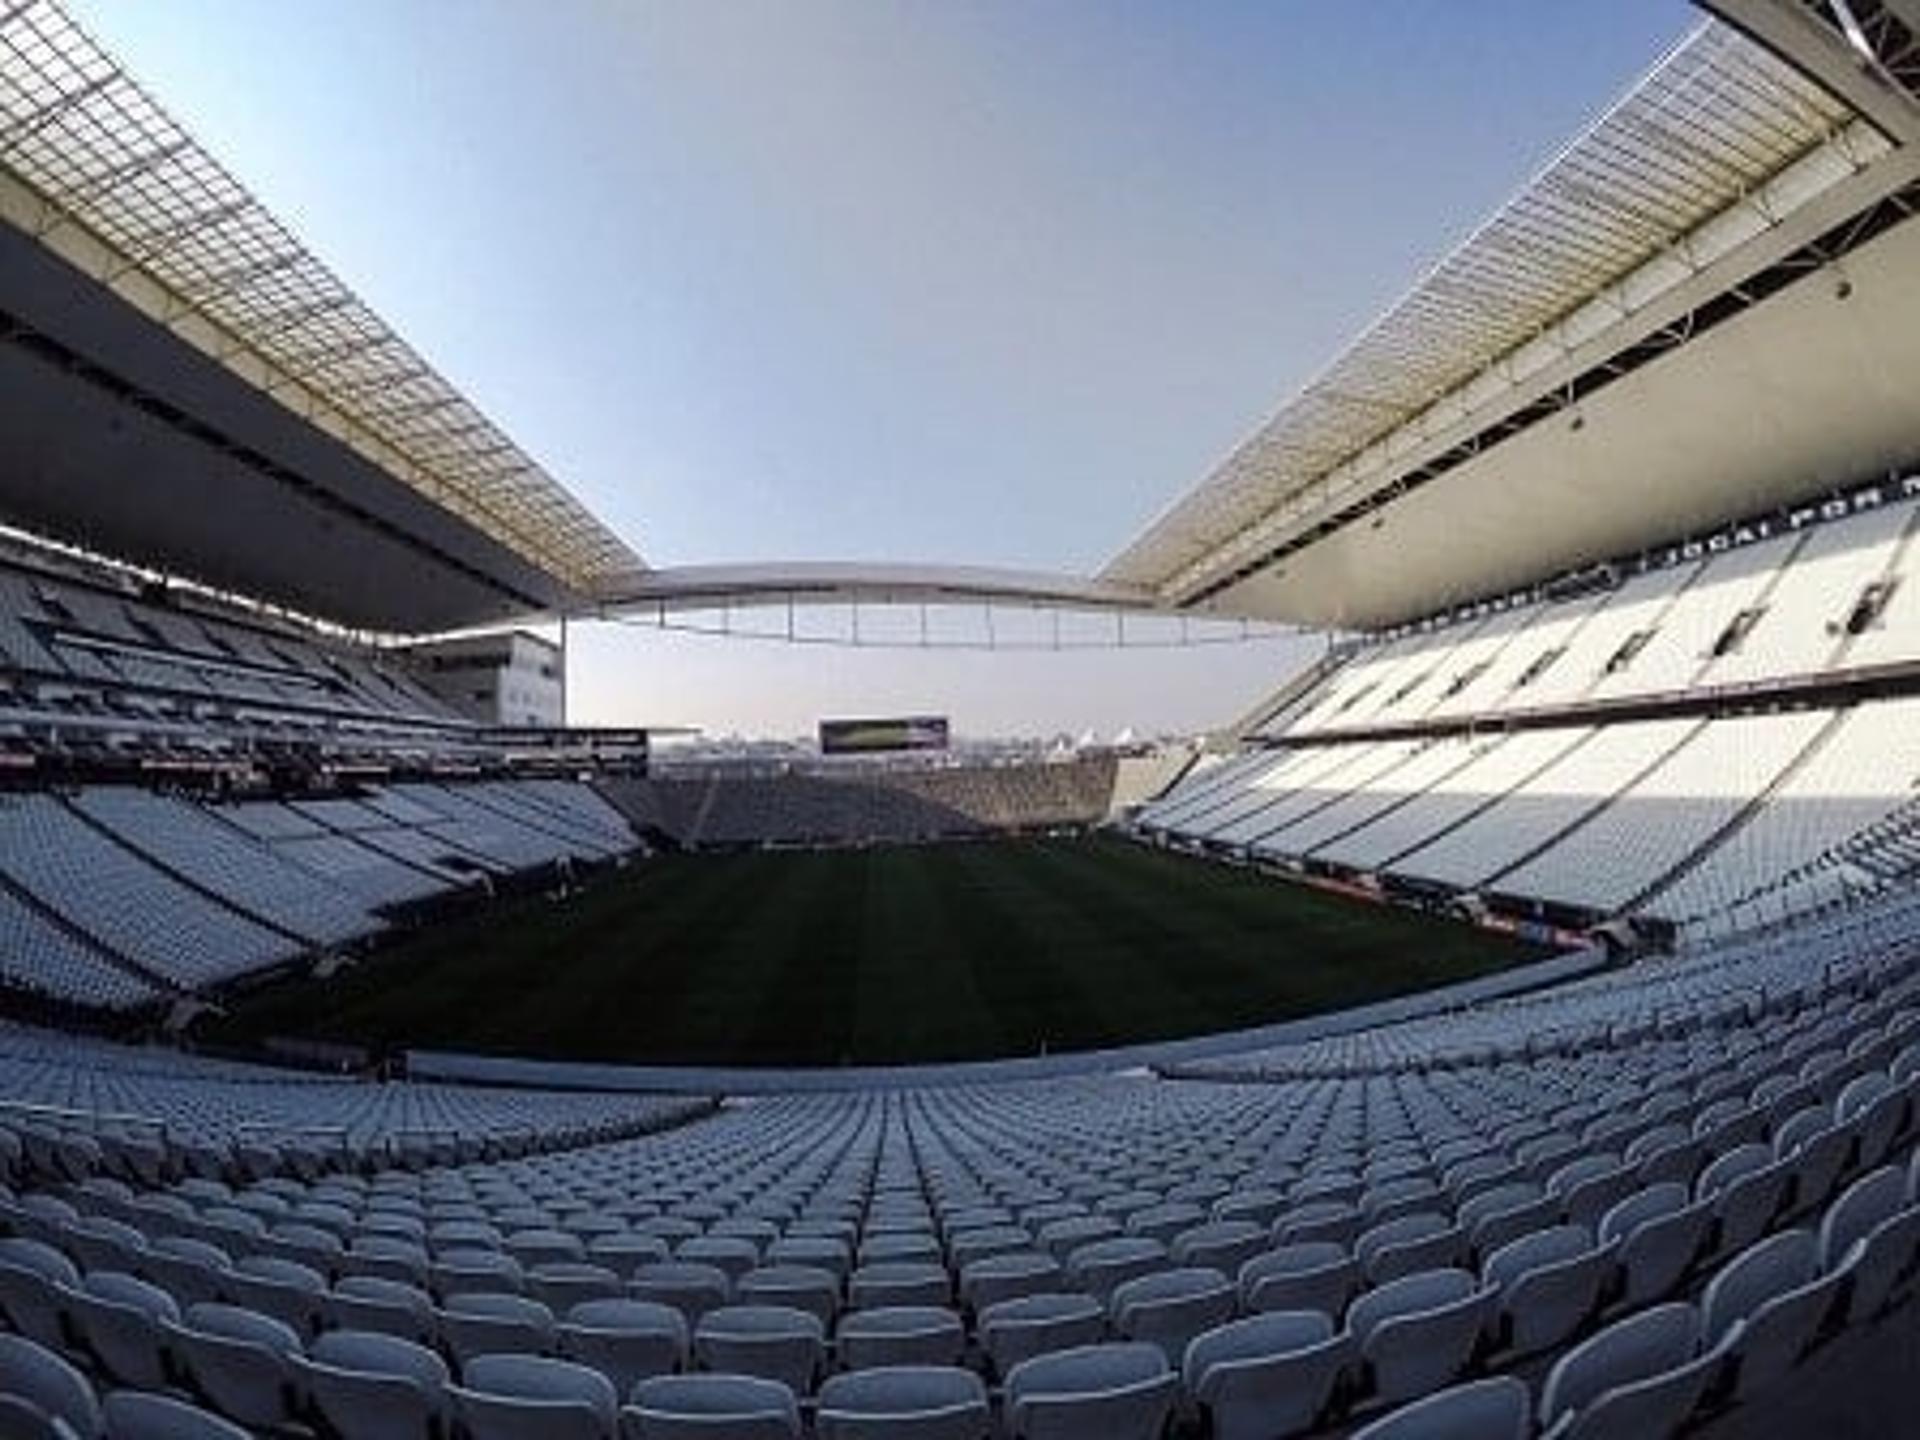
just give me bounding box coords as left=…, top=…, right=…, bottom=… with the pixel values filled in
left=0, top=213, right=586, bottom=632
left=1106, top=7, right=1920, bottom=630
left=1191, top=171, right=1920, bottom=630
left=0, top=1, right=642, bottom=633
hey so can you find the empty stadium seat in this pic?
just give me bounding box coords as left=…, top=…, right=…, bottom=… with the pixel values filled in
left=297, top=1329, right=452, bottom=1440
left=1001, top=1342, right=1177, bottom=1440
left=1349, top=1376, right=1530, bottom=1440
left=623, top=1373, right=801, bottom=1439
left=1538, top=1302, right=1721, bottom=1440
left=814, top=1365, right=991, bottom=1440
left=1182, top=1310, right=1351, bottom=1440
left=449, top=1353, right=618, bottom=1440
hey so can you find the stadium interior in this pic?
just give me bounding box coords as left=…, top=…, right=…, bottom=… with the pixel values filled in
left=4, top=1, right=1920, bottom=1438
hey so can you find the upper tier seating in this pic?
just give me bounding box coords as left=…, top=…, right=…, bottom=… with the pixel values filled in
left=1272, top=491, right=1920, bottom=737
left=1700, top=502, right=1911, bottom=689
left=0, top=553, right=460, bottom=728
left=1521, top=562, right=1712, bottom=710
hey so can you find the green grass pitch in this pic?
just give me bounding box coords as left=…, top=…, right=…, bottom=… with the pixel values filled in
left=213, top=834, right=1546, bottom=1068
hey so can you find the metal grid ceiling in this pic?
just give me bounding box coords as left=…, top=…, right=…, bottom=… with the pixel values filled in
left=0, top=0, right=642, bottom=595
left=1798, top=0, right=1920, bottom=98
left=1104, top=21, right=1864, bottom=595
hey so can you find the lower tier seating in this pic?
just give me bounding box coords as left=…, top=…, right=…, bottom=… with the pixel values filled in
left=1137, top=696, right=1920, bottom=931
left=3, top=887, right=1919, bottom=1436
left=0, top=780, right=638, bottom=1009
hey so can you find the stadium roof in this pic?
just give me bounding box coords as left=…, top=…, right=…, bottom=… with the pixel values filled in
left=5, top=0, right=1919, bottom=637
left=0, top=0, right=643, bottom=631
left=1106, top=6, right=1920, bottom=626
left=0, top=2, right=1164, bottom=636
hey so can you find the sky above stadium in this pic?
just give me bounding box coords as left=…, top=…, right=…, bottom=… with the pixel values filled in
left=70, top=0, right=1687, bottom=739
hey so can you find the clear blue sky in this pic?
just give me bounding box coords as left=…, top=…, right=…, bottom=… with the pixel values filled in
left=70, top=0, right=1689, bottom=738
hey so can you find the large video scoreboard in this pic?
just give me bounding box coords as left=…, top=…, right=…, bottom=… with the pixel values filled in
left=819, top=715, right=950, bottom=754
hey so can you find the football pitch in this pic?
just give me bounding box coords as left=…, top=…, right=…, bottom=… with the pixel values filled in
left=213, top=835, right=1546, bottom=1067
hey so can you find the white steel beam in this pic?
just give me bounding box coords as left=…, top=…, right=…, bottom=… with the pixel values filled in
left=1704, top=0, right=1920, bottom=144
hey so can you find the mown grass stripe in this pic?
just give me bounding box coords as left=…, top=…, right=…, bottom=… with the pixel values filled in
left=211, top=835, right=1542, bottom=1067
